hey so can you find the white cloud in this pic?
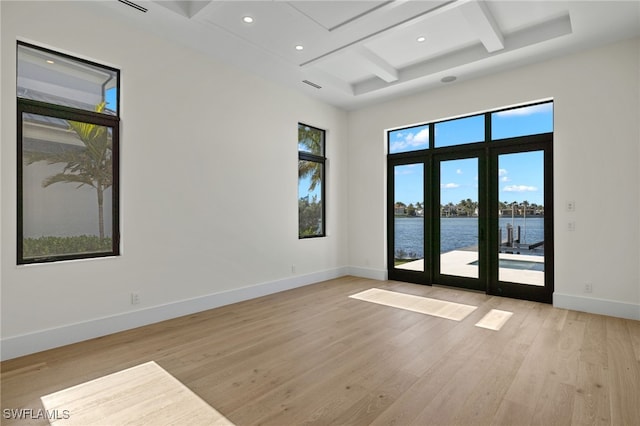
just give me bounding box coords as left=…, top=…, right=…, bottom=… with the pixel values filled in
left=390, top=127, right=429, bottom=152
left=501, top=176, right=510, bottom=182
left=504, top=185, right=538, bottom=192
left=413, top=128, right=429, bottom=143
left=395, top=164, right=419, bottom=175
left=498, top=168, right=508, bottom=176
left=441, top=183, right=460, bottom=189
left=456, top=169, right=463, bottom=175
left=495, top=102, right=552, bottom=117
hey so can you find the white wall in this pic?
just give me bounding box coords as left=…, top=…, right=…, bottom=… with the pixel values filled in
left=1, top=1, right=348, bottom=359
left=347, top=37, right=640, bottom=320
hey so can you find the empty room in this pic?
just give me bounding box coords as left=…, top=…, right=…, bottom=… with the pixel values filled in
left=1, top=1, right=639, bottom=425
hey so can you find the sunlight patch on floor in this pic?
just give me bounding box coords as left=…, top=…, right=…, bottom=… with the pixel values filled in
left=41, top=361, right=234, bottom=425
left=475, top=309, right=514, bottom=331
left=349, top=288, right=477, bottom=321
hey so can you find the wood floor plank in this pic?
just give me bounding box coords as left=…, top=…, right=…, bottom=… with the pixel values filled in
left=628, top=318, right=640, bottom=362
left=551, top=318, right=586, bottom=386
left=529, top=379, right=575, bottom=426
left=492, top=399, right=532, bottom=426
left=605, top=317, right=640, bottom=425
left=2, top=276, right=639, bottom=426
left=571, top=361, right=611, bottom=425
left=370, top=322, right=490, bottom=425
left=222, top=315, right=407, bottom=424
left=485, top=315, right=560, bottom=421
left=453, top=340, right=529, bottom=425
left=450, top=298, right=537, bottom=424
left=580, top=314, right=609, bottom=367
left=327, top=368, right=418, bottom=426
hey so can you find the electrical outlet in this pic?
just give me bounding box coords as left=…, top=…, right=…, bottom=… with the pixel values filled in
left=291, top=264, right=296, bottom=274
left=567, top=221, right=576, bottom=232
left=131, top=292, right=140, bottom=305
left=566, top=200, right=576, bottom=212
left=584, top=283, right=593, bottom=293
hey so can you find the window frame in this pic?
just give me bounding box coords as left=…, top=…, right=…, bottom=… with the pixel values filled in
left=298, top=123, right=326, bottom=239
left=17, top=42, right=120, bottom=264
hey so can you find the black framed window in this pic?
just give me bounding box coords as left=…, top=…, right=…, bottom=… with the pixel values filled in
left=17, top=42, right=120, bottom=264
left=298, top=123, right=326, bottom=238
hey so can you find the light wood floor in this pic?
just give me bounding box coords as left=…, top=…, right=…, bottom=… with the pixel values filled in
left=2, top=276, right=639, bottom=425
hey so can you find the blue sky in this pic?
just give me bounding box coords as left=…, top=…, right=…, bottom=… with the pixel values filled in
left=105, top=87, right=117, bottom=112
left=299, top=173, right=321, bottom=201
left=391, top=102, right=551, bottom=206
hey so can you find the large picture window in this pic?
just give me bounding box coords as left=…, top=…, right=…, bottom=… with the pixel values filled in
left=17, top=42, right=120, bottom=264
left=298, top=123, right=325, bottom=238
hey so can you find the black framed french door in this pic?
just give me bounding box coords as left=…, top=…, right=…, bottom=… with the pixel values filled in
left=387, top=157, right=432, bottom=285
left=487, top=140, right=554, bottom=303
left=433, top=150, right=486, bottom=292
left=388, top=136, right=553, bottom=303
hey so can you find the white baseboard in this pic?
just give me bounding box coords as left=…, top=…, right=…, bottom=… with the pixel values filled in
left=348, top=266, right=388, bottom=281
left=553, top=292, right=640, bottom=320
left=0, top=267, right=349, bottom=361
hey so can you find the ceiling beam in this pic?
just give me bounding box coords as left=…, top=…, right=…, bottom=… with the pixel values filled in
left=353, top=12, right=572, bottom=96
left=355, top=46, right=399, bottom=83
left=460, top=0, right=504, bottom=53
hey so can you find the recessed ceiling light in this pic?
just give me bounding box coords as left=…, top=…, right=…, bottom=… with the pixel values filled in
left=441, top=75, right=457, bottom=83
left=416, top=36, right=426, bottom=43
left=295, top=45, right=304, bottom=51
left=46, top=60, right=55, bottom=64
left=242, top=16, right=254, bottom=24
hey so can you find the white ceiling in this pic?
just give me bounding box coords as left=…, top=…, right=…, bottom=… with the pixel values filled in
left=100, top=0, right=640, bottom=110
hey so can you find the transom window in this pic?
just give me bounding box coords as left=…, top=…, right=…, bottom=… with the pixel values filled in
left=388, top=101, right=553, bottom=153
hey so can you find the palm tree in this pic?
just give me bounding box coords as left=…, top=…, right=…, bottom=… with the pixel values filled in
left=25, top=102, right=112, bottom=239
left=298, top=125, right=323, bottom=191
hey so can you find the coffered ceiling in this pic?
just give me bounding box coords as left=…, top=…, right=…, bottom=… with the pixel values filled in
left=101, top=0, right=640, bottom=110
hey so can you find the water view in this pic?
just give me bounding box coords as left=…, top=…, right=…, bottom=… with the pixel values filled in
left=394, top=216, right=544, bottom=258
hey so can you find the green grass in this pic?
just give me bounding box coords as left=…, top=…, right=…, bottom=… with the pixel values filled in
left=23, top=235, right=112, bottom=258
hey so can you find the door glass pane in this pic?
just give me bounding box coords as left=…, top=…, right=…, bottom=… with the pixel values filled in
left=440, top=158, right=478, bottom=278
left=498, top=151, right=545, bottom=285
left=394, top=164, right=424, bottom=272
left=434, top=115, right=484, bottom=148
